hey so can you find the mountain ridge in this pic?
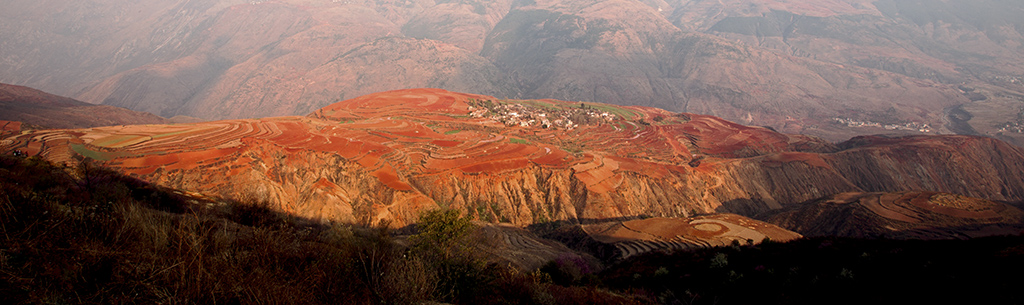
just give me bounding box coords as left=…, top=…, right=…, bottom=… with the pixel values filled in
left=4, top=0, right=1020, bottom=141
left=0, top=82, right=169, bottom=129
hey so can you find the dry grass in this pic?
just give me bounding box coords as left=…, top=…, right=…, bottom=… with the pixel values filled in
left=0, top=155, right=650, bottom=305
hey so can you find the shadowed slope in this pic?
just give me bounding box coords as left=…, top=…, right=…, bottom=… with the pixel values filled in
left=473, top=223, right=587, bottom=271
left=0, top=83, right=168, bottom=129
left=3, top=89, right=1024, bottom=227
left=764, top=191, right=1024, bottom=239
left=582, top=215, right=802, bottom=259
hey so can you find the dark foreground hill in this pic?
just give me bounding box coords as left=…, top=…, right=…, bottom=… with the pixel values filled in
left=0, top=154, right=648, bottom=304
left=3, top=154, right=1022, bottom=305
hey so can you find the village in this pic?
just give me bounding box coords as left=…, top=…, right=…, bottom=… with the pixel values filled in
left=997, top=109, right=1024, bottom=134
left=831, top=117, right=933, bottom=133
left=467, top=99, right=616, bottom=131
left=998, top=122, right=1024, bottom=133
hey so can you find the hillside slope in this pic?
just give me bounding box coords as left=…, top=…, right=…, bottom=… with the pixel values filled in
left=0, top=83, right=168, bottom=129
left=3, top=89, right=1022, bottom=227
left=763, top=191, right=1024, bottom=239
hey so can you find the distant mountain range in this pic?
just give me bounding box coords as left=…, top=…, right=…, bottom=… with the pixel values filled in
left=2, top=0, right=1022, bottom=142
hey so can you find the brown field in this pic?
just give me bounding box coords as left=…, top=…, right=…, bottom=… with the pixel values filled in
left=0, top=120, right=21, bottom=138
left=583, top=215, right=802, bottom=259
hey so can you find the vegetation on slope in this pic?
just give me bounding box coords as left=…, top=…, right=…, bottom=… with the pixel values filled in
left=3, top=154, right=1022, bottom=304
left=0, top=155, right=647, bottom=304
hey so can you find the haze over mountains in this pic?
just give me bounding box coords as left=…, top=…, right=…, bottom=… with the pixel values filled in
left=2, top=0, right=1022, bottom=142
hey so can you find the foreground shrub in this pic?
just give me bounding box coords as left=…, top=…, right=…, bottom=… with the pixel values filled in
left=540, top=253, right=599, bottom=286
left=411, top=209, right=488, bottom=303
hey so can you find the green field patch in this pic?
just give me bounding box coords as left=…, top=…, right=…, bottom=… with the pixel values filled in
left=71, top=144, right=116, bottom=161
left=654, top=116, right=688, bottom=126
left=616, top=121, right=637, bottom=132
left=444, top=130, right=461, bottom=135
left=92, top=135, right=150, bottom=148
left=510, top=138, right=529, bottom=144
left=586, top=103, right=638, bottom=120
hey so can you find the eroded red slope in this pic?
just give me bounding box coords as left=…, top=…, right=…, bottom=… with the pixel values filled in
left=3, top=89, right=1023, bottom=227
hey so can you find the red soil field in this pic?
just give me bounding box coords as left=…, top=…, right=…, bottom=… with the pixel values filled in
left=0, top=121, right=21, bottom=138
left=5, top=88, right=1024, bottom=227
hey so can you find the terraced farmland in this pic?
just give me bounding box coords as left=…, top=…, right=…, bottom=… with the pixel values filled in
left=4, top=88, right=1024, bottom=228
left=474, top=223, right=586, bottom=270
left=583, top=215, right=802, bottom=259
left=765, top=191, right=1024, bottom=239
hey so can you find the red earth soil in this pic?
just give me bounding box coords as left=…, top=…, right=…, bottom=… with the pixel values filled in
left=4, top=89, right=1024, bottom=228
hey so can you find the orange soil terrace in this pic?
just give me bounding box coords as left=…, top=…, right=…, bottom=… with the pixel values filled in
left=855, top=192, right=1019, bottom=224
left=7, top=90, right=792, bottom=179
left=10, top=88, right=1014, bottom=226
